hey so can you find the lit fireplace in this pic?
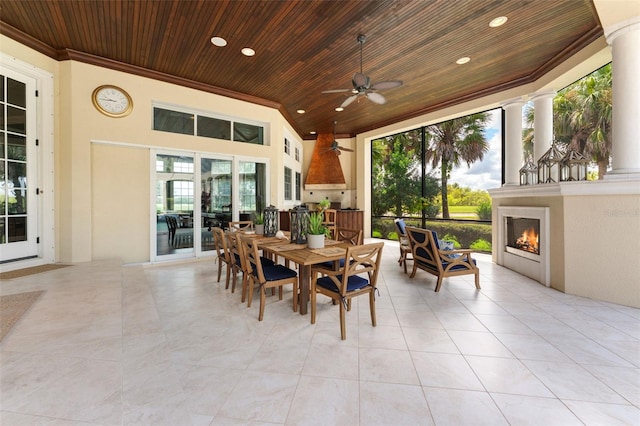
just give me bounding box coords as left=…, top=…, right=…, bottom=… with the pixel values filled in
left=506, top=217, right=540, bottom=255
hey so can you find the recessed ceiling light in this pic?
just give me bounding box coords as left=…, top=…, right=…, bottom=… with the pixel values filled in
left=241, top=47, right=255, bottom=57
left=335, top=107, right=344, bottom=112
left=489, top=16, right=508, bottom=27
left=310, top=131, right=317, bottom=134
left=210, top=36, right=227, bottom=47
left=297, top=109, right=305, bottom=114
left=456, top=57, right=471, bottom=65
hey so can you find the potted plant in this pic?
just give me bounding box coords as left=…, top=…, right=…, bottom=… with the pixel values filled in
left=254, top=212, right=265, bottom=235
left=307, top=211, right=327, bottom=248
left=318, top=199, right=331, bottom=211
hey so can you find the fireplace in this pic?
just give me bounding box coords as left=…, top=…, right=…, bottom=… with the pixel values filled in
left=497, top=206, right=550, bottom=286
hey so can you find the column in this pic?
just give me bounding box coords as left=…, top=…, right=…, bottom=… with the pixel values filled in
left=606, top=17, right=640, bottom=177
left=530, top=91, right=556, bottom=162
left=501, top=99, right=524, bottom=185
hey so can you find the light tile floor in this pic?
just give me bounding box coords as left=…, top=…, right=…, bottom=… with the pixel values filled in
left=1, top=240, right=639, bottom=425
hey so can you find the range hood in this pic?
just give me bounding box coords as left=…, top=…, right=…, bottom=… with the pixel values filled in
left=304, top=133, right=347, bottom=190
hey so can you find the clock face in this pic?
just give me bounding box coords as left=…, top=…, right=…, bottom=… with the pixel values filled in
left=92, top=85, right=133, bottom=117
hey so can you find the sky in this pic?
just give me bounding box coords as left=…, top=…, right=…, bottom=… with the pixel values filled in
left=447, top=108, right=502, bottom=191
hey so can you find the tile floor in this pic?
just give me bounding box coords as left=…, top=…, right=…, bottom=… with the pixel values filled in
left=1, top=240, right=639, bottom=425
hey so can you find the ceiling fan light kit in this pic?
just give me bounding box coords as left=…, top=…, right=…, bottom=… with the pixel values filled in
left=322, top=34, right=403, bottom=109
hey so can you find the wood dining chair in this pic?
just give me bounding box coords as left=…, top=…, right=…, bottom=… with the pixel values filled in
left=240, top=235, right=298, bottom=321
left=310, top=242, right=384, bottom=340
left=229, top=221, right=254, bottom=231
left=212, top=227, right=233, bottom=289
left=322, top=209, right=337, bottom=239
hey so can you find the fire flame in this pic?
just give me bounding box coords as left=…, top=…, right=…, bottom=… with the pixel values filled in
left=515, top=227, right=539, bottom=254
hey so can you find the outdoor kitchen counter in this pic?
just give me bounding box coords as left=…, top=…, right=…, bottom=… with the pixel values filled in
left=279, top=209, right=363, bottom=234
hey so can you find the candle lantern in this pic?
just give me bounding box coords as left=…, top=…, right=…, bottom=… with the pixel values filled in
left=519, top=157, right=538, bottom=185
left=263, top=205, right=279, bottom=237
left=560, top=148, right=589, bottom=181
left=290, top=204, right=309, bottom=244
left=537, top=143, right=565, bottom=184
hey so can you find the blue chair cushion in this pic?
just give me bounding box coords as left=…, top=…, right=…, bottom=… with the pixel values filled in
left=262, top=264, right=297, bottom=281
left=260, top=256, right=275, bottom=267
left=318, top=258, right=346, bottom=269
left=316, top=274, right=369, bottom=293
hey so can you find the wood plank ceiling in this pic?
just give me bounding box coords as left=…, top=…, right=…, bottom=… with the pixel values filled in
left=0, top=0, right=602, bottom=138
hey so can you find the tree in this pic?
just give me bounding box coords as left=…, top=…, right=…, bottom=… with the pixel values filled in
left=554, top=64, right=612, bottom=178
left=424, top=113, right=490, bottom=219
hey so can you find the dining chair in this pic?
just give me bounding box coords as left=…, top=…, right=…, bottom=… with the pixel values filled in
left=322, top=209, right=337, bottom=239
left=212, top=227, right=233, bottom=289
left=229, top=220, right=254, bottom=231
left=394, top=218, right=412, bottom=273
left=225, top=232, right=243, bottom=294
left=240, top=235, right=298, bottom=321
left=310, top=242, right=384, bottom=340
left=334, top=227, right=363, bottom=245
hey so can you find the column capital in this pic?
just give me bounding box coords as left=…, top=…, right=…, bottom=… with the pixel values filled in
left=500, top=98, right=525, bottom=109
left=605, top=15, right=640, bottom=44
left=529, top=91, right=556, bottom=102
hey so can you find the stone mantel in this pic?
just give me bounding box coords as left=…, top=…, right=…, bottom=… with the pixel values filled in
left=489, top=178, right=640, bottom=199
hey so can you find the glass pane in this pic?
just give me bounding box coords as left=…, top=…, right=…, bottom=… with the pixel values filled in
left=200, top=158, right=232, bottom=251
left=7, top=78, right=26, bottom=108
left=0, top=161, right=5, bottom=214
left=0, top=75, right=4, bottom=102
left=0, top=217, right=5, bottom=244
left=7, top=134, right=26, bottom=161
left=7, top=105, right=26, bottom=134
left=156, top=154, right=194, bottom=256
left=233, top=122, right=263, bottom=144
left=153, top=108, right=194, bottom=135
left=1, top=132, right=5, bottom=159
left=284, top=167, right=292, bottom=200
left=0, top=104, right=5, bottom=130
left=7, top=161, right=26, bottom=214
left=197, top=116, right=231, bottom=140
left=8, top=216, right=26, bottom=242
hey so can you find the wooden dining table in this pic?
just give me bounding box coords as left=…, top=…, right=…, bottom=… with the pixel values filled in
left=256, top=237, right=350, bottom=315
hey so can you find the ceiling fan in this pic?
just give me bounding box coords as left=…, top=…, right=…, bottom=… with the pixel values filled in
left=322, top=34, right=403, bottom=108
left=323, top=121, right=354, bottom=155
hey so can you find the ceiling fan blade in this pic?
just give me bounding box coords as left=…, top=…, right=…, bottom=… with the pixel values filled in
left=371, top=80, right=403, bottom=90
left=340, top=95, right=358, bottom=108
left=337, top=145, right=354, bottom=152
left=367, top=91, right=386, bottom=104
left=322, top=88, right=352, bottom=94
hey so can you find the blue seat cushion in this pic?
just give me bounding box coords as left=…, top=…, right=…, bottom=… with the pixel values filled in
left=318, top=258, right=346, bottom=269
left=316, top=274, right=369, bottom=292
left=262, top=264, right=297, bottom=281
left=416, top=258, right=476, bottom=271
left=260, top=256, right=275, bottom=267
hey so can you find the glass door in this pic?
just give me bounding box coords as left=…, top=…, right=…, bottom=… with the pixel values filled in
left=154, top=153, right=195, bottom=261
left=200, top=157, right=232, bottom=251
left=0, top=70, right=37, bottom=262
left=238, top=160, right=267, bottom=221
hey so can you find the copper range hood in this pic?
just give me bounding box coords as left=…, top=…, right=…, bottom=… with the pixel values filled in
left=304, top=133, right=347, bottom=190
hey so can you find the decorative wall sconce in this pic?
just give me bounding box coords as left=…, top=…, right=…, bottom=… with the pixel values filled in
left=290, top=204, right=309, bottom=244
left=263, top=205, right=279, bottom=237
left=519, top=157, right=538, bottom=185
left=560, top=148, right=589, bottom=181
left=537, top=143, right=565, bottom=183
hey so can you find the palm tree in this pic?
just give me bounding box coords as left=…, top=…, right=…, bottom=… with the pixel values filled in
left=424, top=113, right=490, bottom=219
left=554, top=64, right=612, bottom=178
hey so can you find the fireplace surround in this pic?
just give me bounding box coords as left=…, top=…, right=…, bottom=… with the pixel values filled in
left=497, top=206, right=550, bottom=286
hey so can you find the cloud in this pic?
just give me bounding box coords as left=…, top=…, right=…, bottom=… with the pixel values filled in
left=449, top=109, right=502, bottom=191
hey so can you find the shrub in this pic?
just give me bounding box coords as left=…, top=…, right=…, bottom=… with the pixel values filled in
left=387, top=231, right=399, bottom=241
left=470, top=239, right=492, bottom=252
left=372, top=230, right=382, bottom=238
left=442, top=233, right=461, bottom=249
left=476, top=201, right=492, bottom=221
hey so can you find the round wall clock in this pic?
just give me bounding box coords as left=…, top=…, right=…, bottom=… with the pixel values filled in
left=92, top=85, right=133, bottom=117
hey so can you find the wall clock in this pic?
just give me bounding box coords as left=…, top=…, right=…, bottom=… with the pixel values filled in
left=92, top=85, right=133, bottom=117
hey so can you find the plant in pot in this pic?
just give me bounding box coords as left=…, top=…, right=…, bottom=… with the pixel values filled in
left=253, top=212, right=265, bottom=235
left=318, top=198, right=331, bottom=211
left=307, top=211, right=327, bottom=248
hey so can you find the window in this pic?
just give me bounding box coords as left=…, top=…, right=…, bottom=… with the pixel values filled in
left=284, top=138, right=291, bottom=155
left=152, top=105, right=267, bottom=145
left=295, top=146, right=300, bottom=162
left=295, top=172, right=301, bottom=201
left=284, top=167, right=292, bottom=200
left=154, top=108, right=194, bottom=135
left=197, top=116, right=231, bottom=140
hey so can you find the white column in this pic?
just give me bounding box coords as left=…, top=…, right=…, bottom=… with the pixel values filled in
left=530, top=91, right=556, bottom=162
left=501, top=99, right=524, bottom=185
left=606, top=17, right=640, bottom=177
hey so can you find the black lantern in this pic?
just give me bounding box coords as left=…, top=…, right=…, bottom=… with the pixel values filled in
left=560, top=148, right=589, bottom=181
left=537, top=143, right=565, bottom=184
left=519, top=157, right=538, bottom=185
left=290, top=205, right=309, bottom=244
left=263, top=205, right=279, bottom=237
